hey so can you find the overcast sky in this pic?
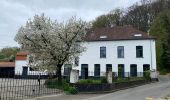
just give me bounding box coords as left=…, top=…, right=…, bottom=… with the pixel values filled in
left=0, top=0, right=140, bottom=49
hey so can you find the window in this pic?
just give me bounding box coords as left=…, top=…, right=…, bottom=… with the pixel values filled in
left=136, top=46, right=143, bottom=58
left=130, top=64, right=137, bottom=77
left=64, top=64, right=72, bottom=76
left=106, top=64, right=112, bottom=72
left=75, top=57, right=79, bottom=66
left=94, top=64, right=100, bottom=76
left=117, top=46, right=124, bottom=58
left=100, top=47, right=106, bottom=58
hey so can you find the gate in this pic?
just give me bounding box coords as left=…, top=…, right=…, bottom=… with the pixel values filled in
left=0, top=72, right=62, bottom=100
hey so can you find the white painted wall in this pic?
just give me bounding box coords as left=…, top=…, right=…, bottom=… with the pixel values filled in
left=72, top=39, right=156, bottom=76
left=15, top=60, right=27, bottom=75
left=15, top=39, right=156, bottom=77
left=15, top=60, right=47, bottom=75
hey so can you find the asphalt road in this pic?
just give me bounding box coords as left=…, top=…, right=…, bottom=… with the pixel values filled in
left=86, top=75, right=170, bottom=100
left=36, top=75, right=170, bottom=100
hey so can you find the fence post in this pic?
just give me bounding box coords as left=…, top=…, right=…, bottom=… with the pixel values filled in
left=70, top=70, right=79, bottom=83
left=38, top=73, right=41, bottom=94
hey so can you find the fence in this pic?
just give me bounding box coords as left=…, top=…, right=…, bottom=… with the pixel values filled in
left=78, top=71, right=147, bottom=79
left=0, top=71, right=62, bottom=100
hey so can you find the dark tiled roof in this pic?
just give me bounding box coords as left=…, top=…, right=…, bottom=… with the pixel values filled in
left=85, top=26, right=155, bottom=41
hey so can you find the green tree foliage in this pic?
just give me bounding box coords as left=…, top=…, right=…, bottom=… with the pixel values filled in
left=0, top=47, right=20, bottom=62
left=92, top=9, right=123, bottom=28
left=150, top=10, right=170, bottom=71
left=93, top=0, right=170, bottom=32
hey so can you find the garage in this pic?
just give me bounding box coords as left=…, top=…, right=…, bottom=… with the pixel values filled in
left=0, top=62, right=15, bottom=78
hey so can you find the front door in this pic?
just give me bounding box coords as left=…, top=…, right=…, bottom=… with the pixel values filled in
left=22, top=66, right=28, bottom=78
left=81, top=64, right=88, bottom=79
left=118, top=64, right=125, bottom=78
left=130, top=64, right=137, bottom=77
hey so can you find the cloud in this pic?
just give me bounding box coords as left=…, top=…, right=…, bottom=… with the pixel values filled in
left=0, top=0, right=140, bottom=48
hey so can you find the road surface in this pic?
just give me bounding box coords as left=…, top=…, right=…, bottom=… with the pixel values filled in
left=31, top=75, right=170, bottom=100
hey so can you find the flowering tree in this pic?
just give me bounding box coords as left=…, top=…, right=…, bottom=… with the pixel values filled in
left=15, top=14, right=89, bottom=82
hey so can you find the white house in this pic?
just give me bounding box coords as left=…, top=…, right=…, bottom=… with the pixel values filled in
left=67, top=26, right=156, bottom=78
left=15, top=26, right=156, bottom=78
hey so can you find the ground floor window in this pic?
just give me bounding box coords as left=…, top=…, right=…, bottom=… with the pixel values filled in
left=81, top=64, right=88, bottom=79
left=64, top=64, right=72, bottom=76
left=106, top=64, right=112, bottom=72
left=130, top=64, right=137, bottom=77
left=94, top=64, right=100, bottom=76
left=118, top=64, right=125, bottom=78
left=143, top=64, right=150, bottom=71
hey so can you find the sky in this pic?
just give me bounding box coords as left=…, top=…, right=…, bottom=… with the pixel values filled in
left=0, top=0, right=140, bottom=49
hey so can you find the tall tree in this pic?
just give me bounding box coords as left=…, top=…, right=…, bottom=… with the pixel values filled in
left=92, top=9, right=123, bottom=28
left=0, top=47, right=20, bottom=62
left=150, top=10, right=170, bottom=71
left=15, top=14, right=89, bottom=82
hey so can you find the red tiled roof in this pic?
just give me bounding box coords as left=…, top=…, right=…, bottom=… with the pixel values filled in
left=16, top=52, right=28, bottom=60
left=85, top=26, right=155, bottom=41
left=0, top=62, right=15, bottom=67
left=16, top=52, right=29, bottom=56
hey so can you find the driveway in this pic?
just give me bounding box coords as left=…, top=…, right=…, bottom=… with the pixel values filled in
left=32, top=75, right=170, bottom=100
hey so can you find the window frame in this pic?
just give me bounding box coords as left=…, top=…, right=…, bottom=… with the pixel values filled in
left=117, top=46, right=124, bottom=58
left=100, top=46, right=106, bottom=58
left=136, top=46, right=143, bottom=58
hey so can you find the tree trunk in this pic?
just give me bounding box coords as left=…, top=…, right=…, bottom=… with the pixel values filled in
left=56, top=64, right=62, bottom=83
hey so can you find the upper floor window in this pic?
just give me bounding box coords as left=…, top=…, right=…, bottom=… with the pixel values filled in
left=136, top=46, right=143, bottom=58
left=100, top=47, right=106, bottom=58
left=117, top=46, right=124, bottom=58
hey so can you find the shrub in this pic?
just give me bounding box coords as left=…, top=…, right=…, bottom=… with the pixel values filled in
left=143, top=71, right=151, bottom=80
left=63, top=82, right=70, bottom=91
left=78, top=79, right=101, bottom=84
left=101, top=77, right=107, bottom=83
left=45, top=79, right=78, bottom=95
left=45, top=78, right=63, bottom=89
left=68, top=86, right=78, bottom=94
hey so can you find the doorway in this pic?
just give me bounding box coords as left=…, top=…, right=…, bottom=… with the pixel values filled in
left=130, top=64, right=137, bottom=77
left=118, top=64, right=125, bottom=78
left=22, top=66, right=28, bottom=78
left=81, top=64, right=88, bottom=79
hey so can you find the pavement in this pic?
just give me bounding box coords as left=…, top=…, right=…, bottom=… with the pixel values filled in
left=27, top=75, right=170, bottom=100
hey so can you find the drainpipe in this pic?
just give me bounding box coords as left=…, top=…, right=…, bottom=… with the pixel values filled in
left=150, top=40, right=153, bottom=70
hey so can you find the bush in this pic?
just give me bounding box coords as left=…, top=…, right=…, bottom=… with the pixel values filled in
left=68, top=86, right=78, bottom=94
left=44, top=78, right=63, bottom=89
left=143, top=71, right=151, bottom=80
left=101, top=77, right=107, bottom=83
left=78, top=79, right=101, bottom=84
left=45, top=78, right=78, bottom=95
left=63, top=82, right=70, bottom=91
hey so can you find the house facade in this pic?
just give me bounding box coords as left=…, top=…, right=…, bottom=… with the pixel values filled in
left=68, top=26, right=156, bottom=78
left=15, top=26, right=156, bottom=78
